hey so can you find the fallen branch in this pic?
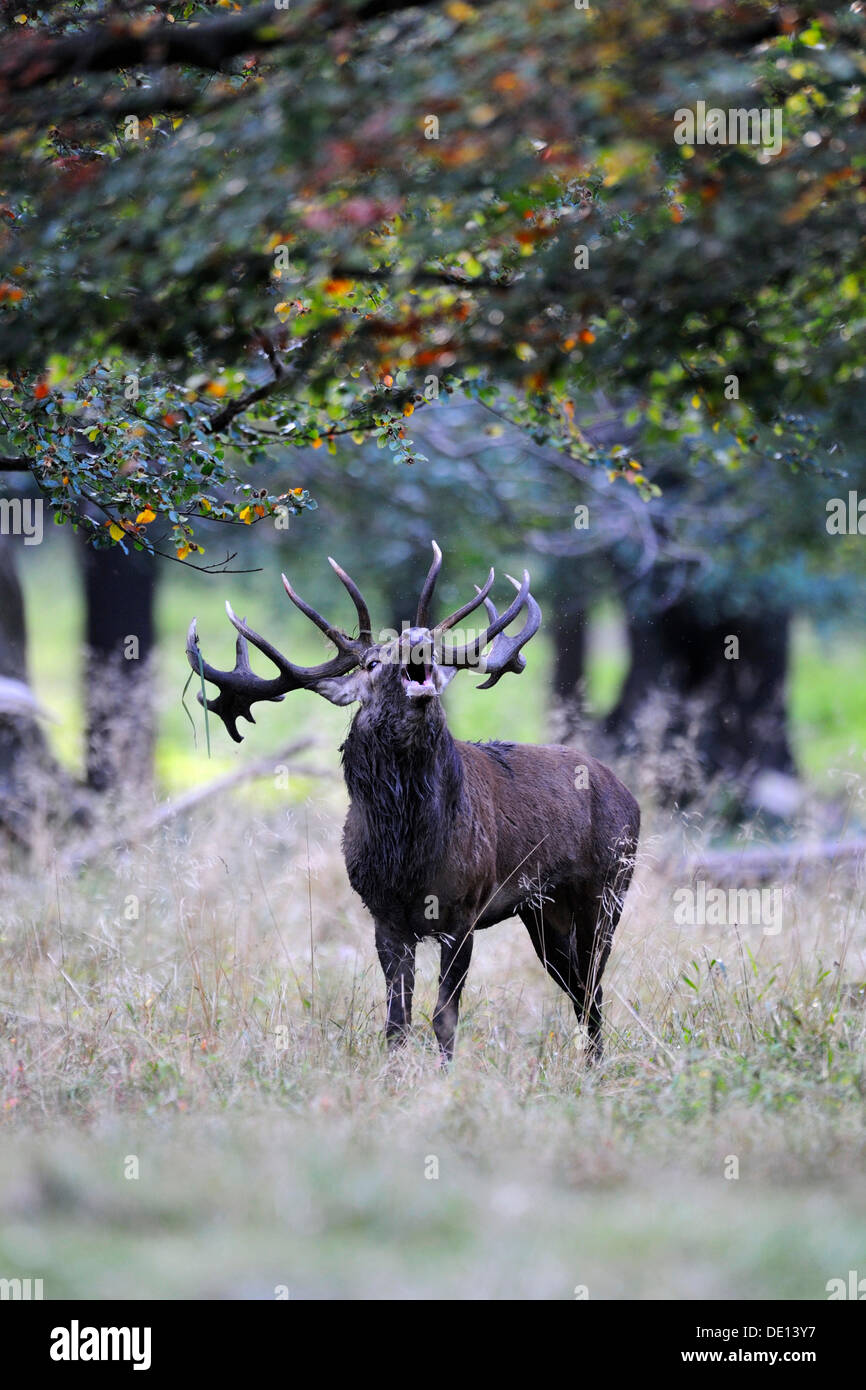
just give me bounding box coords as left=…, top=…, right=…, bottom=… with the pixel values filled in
left=61, top=736, right=328, bottom=871
left=678, top=837, right=866, bottom=881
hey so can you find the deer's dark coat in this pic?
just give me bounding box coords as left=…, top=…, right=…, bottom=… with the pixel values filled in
left=188, top=546, right=640, bottom=1062
left=339, top=668, right=639, bottom=1060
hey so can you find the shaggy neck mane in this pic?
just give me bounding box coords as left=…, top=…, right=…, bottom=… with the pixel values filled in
left=341, top=712, right=464, bottom=898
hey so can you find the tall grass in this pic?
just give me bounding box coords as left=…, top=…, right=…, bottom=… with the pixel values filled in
left=1, top=776, right=864, bottom=1298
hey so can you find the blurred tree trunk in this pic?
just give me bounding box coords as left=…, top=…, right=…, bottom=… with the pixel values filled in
left=603, top=588, right=795, bottom=802
left=0, top=533, right=75, bottom=843
left=80, top=541, right=157, bottom=794
left=546, top=559, right=588, bottom=704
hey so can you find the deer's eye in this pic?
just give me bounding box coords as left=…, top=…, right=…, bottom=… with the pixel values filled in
left=366, top=660, right=380, bottom=671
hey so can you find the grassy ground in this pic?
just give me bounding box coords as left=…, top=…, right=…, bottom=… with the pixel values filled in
left=1, top=790, right=865, bottom=1299
left=1, top=535, right=865, bottom=1299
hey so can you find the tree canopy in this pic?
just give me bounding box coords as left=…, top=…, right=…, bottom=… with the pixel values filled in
left=1, top=0, right=864, bottom=563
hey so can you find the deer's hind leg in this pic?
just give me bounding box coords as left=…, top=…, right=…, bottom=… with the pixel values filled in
left=518, top=879, right=620, bottom=1063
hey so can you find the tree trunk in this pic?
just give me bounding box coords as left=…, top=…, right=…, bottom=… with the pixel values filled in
left=80, top=540, right=157, bottom=794
left=0, top=533, right=79, bottom=844
left=546, top=559, right=588, bottom=704
left=603, top=588, right=795, bottom=804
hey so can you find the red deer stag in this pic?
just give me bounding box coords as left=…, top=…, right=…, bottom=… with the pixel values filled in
left=186, top=544, right=639, bottom=1062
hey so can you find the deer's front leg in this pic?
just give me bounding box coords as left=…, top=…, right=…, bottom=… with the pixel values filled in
left=433, top=925, right=474, bottom=1062
left=375, top=926, right=416, bottom=1047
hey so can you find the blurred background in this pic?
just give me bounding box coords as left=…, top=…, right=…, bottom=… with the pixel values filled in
left=3, top=397, right=865, bottom=827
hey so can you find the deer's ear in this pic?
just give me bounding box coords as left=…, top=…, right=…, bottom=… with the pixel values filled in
left=311, top=671, right=368, bottom=706
left=433, top=664, right=458, bottom=693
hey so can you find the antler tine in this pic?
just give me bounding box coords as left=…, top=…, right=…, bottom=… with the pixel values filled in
left=474, top=574, right=542, bottom=689
left=227, top=599, right=362, bottom=679
left=439, top=569, right=532, bottom=668
left=432, top=567, right=495, bottom=634
left=186, top=613, right=267, bottom=689
left=415, top=539, right=443, bottom=628
left=281, top=574, right=362, bottom=657
left=186, top=611, right=290, bottom=744
left=328, top=556, right=373, bottom=644
left=186, top=578, right=363, bottom=743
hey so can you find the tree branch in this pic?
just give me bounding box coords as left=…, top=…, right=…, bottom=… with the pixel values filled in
left=0, top=0, right=499, bottom=93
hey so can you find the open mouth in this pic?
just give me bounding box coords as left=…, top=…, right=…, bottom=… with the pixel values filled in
left=401, top=651, right=436, bottom=699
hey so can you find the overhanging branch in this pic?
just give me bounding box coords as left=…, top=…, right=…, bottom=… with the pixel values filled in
left=0, top=0, right=499, bottom=93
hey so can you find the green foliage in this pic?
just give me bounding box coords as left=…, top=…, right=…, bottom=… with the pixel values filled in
left=1, top=0, right=865, bottom=557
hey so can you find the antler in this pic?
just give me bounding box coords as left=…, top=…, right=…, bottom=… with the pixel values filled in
left=186, top=561, right=372, bottom=742
left=417, top=538, right=496, bottom=632
left=415, top=540, right=442, bottom=627
left=438, top=570, right=541, bottom=686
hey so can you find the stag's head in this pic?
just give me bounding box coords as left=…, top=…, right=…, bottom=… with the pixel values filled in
left=186, top=542, right=541, bottom=742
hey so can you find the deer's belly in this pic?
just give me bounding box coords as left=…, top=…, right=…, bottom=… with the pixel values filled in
left=344, top=850, right=497, bottom=938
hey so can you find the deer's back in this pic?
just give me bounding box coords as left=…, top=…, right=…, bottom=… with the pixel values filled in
left=456, top=740, right=639, bottom=925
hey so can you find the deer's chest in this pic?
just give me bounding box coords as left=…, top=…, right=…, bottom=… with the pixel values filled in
left=341, top=797, right=473, bottom=931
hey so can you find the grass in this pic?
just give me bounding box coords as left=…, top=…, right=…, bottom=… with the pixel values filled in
left=2, top=534, right=865, bottom=1299
left=1, top=784, right=865, bottom=1298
